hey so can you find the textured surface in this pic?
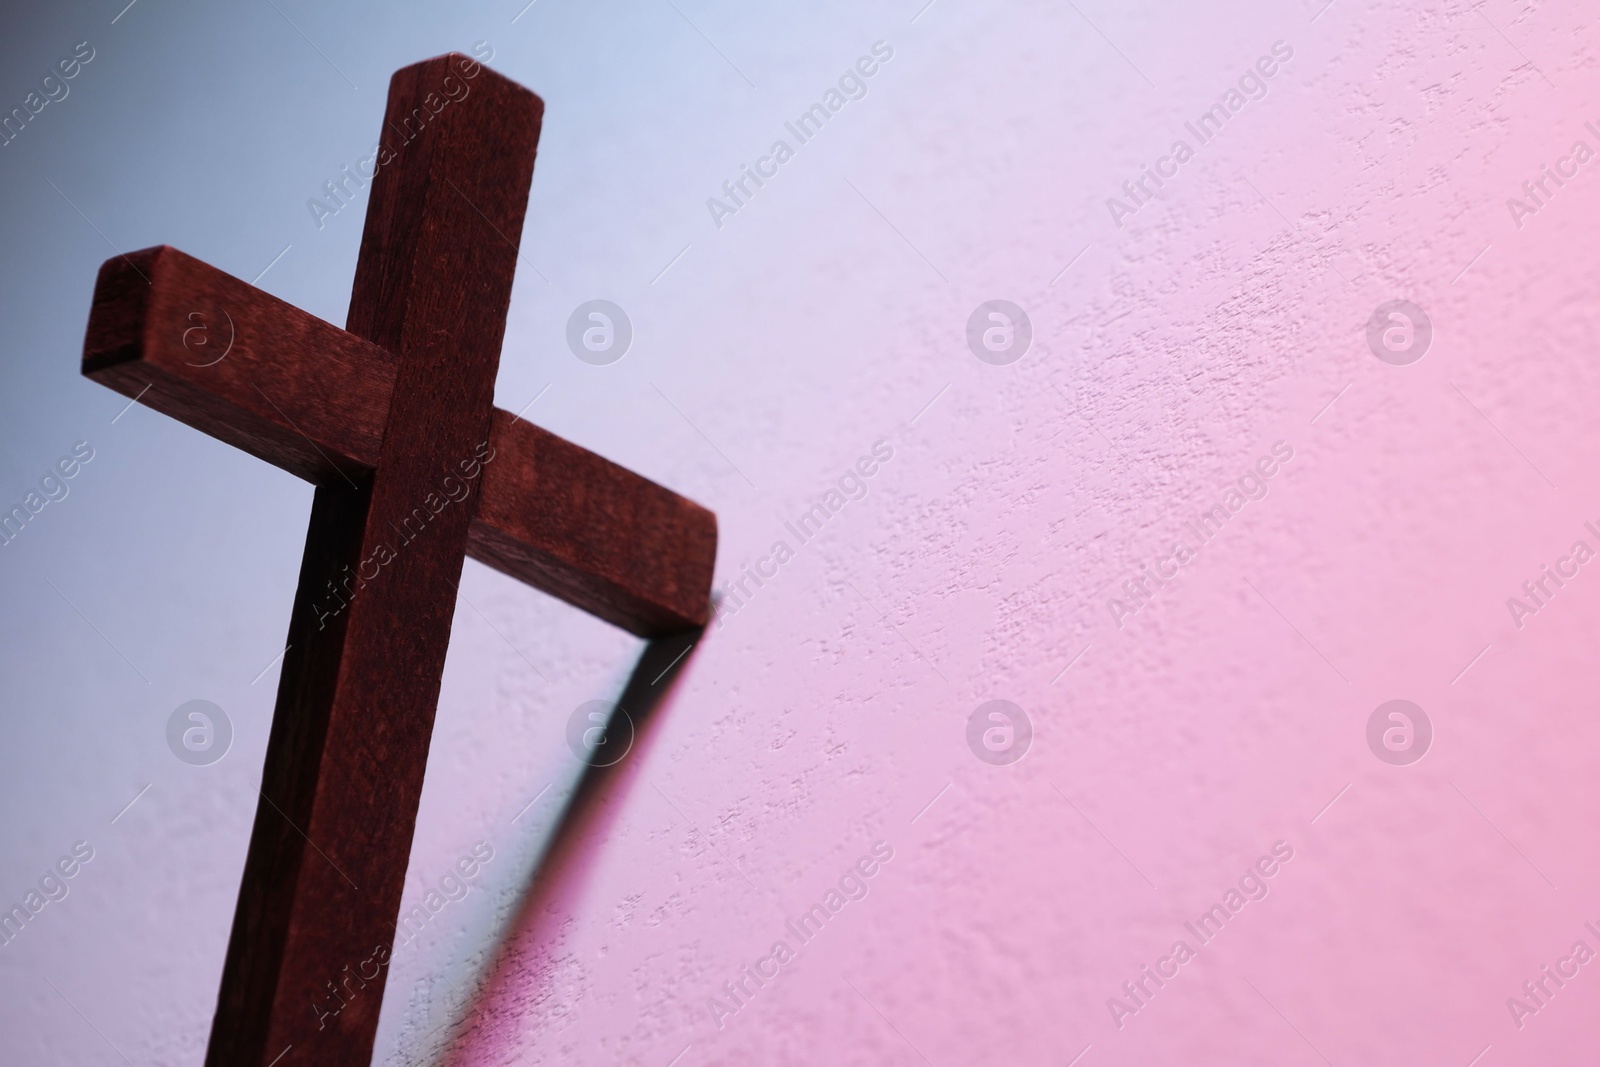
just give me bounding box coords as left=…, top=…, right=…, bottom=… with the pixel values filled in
left=6, top=1, right=1600, bottom=1066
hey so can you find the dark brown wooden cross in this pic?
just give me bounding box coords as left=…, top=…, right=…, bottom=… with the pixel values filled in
left=77, top=54, right=715, bottom=1067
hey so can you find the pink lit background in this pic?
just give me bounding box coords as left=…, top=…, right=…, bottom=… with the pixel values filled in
left=3, top=0, right=1600, bottom=1064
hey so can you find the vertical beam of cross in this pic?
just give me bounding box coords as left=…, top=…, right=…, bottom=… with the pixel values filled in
left=205, top=55, right=543, bottom=1066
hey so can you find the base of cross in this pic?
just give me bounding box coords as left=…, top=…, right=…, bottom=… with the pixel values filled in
left=79, top=52, right=716, bottom=1067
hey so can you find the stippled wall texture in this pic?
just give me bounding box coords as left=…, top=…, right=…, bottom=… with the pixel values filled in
left=2, top=0, right=1598, bottom=1064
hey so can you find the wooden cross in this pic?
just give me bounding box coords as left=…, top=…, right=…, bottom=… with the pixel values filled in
left=78, top=54, right=716, bottom=1066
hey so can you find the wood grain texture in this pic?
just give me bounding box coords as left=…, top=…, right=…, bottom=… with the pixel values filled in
left=206, top=53, right=539, bottom=1067
left=474, top=409, right=716, bottom=633
left=83, top=245, right=394, bottom=485
left=82, top=246, right=714, bottom=634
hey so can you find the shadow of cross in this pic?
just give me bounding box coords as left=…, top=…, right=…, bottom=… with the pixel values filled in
left=76, top=53, right=716, bottom=1067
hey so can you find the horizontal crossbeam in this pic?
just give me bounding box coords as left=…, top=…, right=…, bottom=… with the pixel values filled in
left=82, top=245, right=714, bottom=635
